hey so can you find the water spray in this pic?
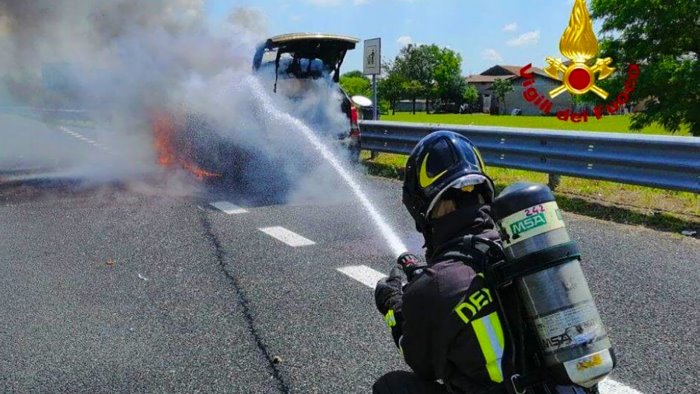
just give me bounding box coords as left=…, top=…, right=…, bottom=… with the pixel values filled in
left=245, top=76, right=407, bottom=257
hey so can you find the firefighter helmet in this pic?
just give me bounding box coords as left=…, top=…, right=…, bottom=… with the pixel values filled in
left=402, top=130, right=495, bottom=231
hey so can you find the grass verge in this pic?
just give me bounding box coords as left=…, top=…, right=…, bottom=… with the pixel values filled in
left=361, top=151, right=699, bottom=235
left=381, top=113, right=692, bottom=136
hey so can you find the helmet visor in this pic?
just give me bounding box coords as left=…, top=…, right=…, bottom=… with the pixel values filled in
left=425, top=174, right=489, bottom=219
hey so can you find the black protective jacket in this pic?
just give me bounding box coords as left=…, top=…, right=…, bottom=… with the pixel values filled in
left=390, top=207, right=511, bottom=393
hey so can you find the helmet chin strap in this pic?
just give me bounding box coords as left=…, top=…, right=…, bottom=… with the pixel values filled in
left=409, top=210, right=436, bottom=258
left=422, top=203, right=495, bottom=260
left=422, top=223, right=435, bottom=259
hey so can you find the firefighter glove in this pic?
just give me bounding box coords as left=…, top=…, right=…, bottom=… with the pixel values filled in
left=374, top=265, right=404, bottom=316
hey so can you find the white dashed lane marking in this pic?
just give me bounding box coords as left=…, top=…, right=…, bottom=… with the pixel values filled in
left=59, top=126, right=111, bottom=152
left=259, top=226, right=315, bottom=247
left=600, top=379, right=643, bottom=394
left=210, top=201, right=248, bottom=214
left=337, top=265, right=386, bottom=289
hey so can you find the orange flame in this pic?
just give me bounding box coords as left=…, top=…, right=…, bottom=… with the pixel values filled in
left=152, top=111, right=176, bottom=167
left=559, top=0, right=598, bottom=63
left=182, top=163, right=221, bottom=181
left=151, top=110, right=221, bottom=181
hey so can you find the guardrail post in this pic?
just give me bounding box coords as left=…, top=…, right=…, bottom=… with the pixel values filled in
left=548, top=174, right=561, bottom=191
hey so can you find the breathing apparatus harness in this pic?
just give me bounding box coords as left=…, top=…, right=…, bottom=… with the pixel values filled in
left=426, top=185, right=613, bottom=394
left=431, top=235, right=586, bottom=394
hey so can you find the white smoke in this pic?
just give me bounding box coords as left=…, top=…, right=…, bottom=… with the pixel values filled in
left=0, top=0, right=355, bottom=200
left=0, top=0, right=410, bottom=257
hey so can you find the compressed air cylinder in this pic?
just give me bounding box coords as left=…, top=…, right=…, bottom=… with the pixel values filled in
left=492, top=183, right=615, bottom=388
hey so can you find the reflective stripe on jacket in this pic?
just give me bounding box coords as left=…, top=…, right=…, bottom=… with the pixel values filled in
left=399, top=240, right=508, bottom=393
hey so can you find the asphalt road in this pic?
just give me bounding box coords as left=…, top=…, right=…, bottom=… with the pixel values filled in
left=1, top=115, right=698, bottom=393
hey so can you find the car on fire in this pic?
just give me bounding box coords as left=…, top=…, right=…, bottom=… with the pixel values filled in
left=152, top=33, right=365, bottom=194
left=253, top=33, right=364, bottom=161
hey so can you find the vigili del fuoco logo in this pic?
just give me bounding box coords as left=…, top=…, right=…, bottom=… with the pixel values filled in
left=519, top=0, right=640, bottom=123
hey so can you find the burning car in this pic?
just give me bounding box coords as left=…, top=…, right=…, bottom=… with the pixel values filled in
left=152, top=33, right=364, bottom=192
left=253, top=33, right=364, bottom=160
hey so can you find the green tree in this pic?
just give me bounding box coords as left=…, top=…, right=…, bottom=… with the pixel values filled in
left=491, top=78, right=513, bottom=115
left=378, top=61, right=406, bottom=115
left=393, top=44, right=471, bottom=113
left=341, top=70, right=365, bottom=79
left=462, top=85, right=479, bottom=110
left=402, top=80, right=423, bottom=114
left=433, top=48, right=466, bottom=107
left=591, top=0, right=699, bottom=135
left=339, top=71, right=371, bottom=98
left=395, top=44, right=441, bottom=113
left=378, top=99, right=390, bottom=114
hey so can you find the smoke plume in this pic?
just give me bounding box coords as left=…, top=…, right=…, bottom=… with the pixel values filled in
left=0, top=0, right=351, bottom=200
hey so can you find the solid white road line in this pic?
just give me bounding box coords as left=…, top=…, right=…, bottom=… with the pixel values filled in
left=337, top=265, right=387, bottom=289
left=600, top=379, right=643, bottom=394
left=259, top=226, right=315, bottom=247
left=210, top=201, right=248, bottom=214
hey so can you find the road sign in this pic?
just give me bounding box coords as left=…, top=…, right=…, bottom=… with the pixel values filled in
left=363, top=38, right=381, bottom=75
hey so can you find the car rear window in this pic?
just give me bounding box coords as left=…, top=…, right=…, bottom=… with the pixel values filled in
left=259, top=50, right=327, bottom=80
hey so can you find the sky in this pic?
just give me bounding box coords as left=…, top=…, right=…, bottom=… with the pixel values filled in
left=205, top=0, right=605, bottom=76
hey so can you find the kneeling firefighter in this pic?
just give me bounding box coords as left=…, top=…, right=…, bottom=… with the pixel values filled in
left=373, top=131, right=615, bottom=394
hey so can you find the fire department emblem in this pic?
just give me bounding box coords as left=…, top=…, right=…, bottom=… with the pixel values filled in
left=544, top=0, right=614, bottom=99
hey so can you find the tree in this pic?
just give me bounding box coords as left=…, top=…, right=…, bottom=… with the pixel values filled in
left=491, top=78, right=513, bottom=115
left=433, top=48, right=466, bottom=108
left=591, top=0, right=699, bottom=135
left=392, top=44, right=470, bottom=113
left=339, top=71, right=371, bottom=98
left=462, top=85, right=479, bottom=111
left=394, top=44, right=441, bottom=113
left=341, top=70, right=365, bottom=79
left=378, top=61, right=406, bottom=115
left=402, top=80, right=423, bottom=114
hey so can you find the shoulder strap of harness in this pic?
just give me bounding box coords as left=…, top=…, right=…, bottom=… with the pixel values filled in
left=432, top=235, right=494, bottom=274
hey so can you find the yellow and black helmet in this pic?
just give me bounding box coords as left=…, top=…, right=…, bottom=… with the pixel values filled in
left=402, top=130, right=495, bottom=231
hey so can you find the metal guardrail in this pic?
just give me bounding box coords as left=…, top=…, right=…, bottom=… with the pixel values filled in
left=359, top=120, right=700, bottom=193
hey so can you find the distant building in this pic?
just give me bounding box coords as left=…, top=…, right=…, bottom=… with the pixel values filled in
left=466, top=65, right=573, bottom=115
left=395, top=99, right=428, bottom=112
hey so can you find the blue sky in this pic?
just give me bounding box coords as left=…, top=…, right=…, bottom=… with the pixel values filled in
left=206, top=0, right=603, bottom=76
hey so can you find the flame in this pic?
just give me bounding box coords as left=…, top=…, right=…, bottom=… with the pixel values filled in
left=152, top=111, right=176, bottom=167
left=182, top=163, right=221, bottom=181
left=151, top=110, right=221, bottom=180
left=559, top=0, right=598, bottom=63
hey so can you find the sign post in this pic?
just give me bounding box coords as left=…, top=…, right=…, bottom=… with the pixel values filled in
left=363, top=38, right=381, bottom=120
